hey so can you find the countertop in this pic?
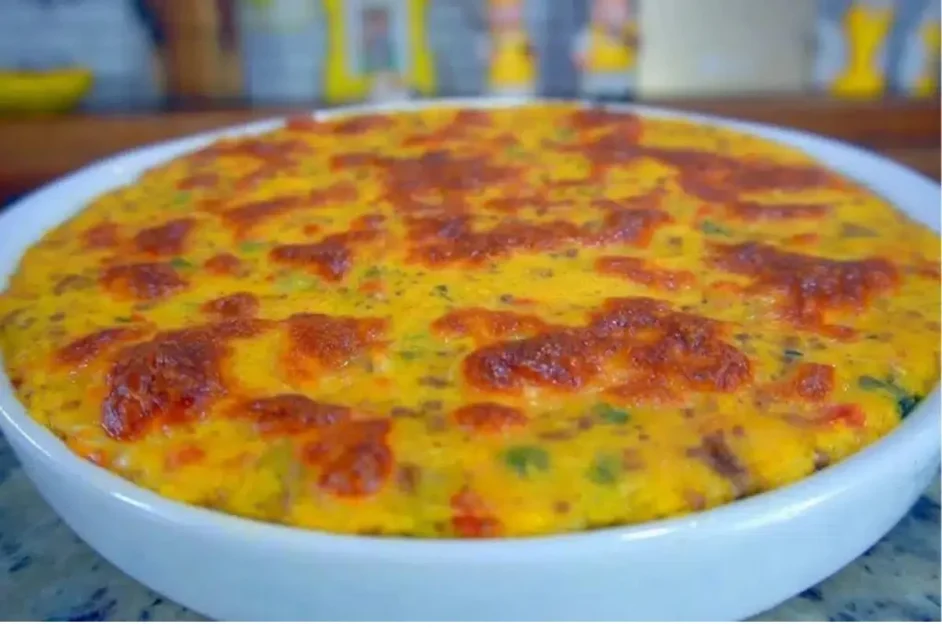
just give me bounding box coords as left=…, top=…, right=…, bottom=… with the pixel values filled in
left=0, top=433, right=939, bottom=620
left=0, top=97, right=939, bottom=620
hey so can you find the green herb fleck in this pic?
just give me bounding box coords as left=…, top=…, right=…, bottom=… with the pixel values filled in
left=398, top=350, right=420, bottom=361
left=840, top=222, right=878, bottom=238
left=556, top=127, right=575, bottom=141
left=433, top=285, right=453, bottom=302
left=582, top=219, right=602, bottom=233
left=857, top=375, right=923, bottom=419
left=257, top=439, right=296, bottom=480
left=503, top=445, right=550, bottom=478
left=587, top=454, right=622, bottom=486
left=505, top=144, right=527, bottom=158
left=170, top=257, right=193, bottom=270
left=364, top=266, right=383, bottom=279
left=783, top=348, right=804, bottom=359
left=897, top=395, right=923, bottom=419
left=858, top=375, right=888, bottom=391
left=858, top=375, right=910, bottom=398
left=593, top=402, right=631, bottom=425
left=700, top=221, right=732, bottom=236
left=114, top=316, right=134, bottom=324
left=239, top=241, right=266, bottom=254
left=173, top=192, right=192, bottom=206
left=276, top=273, right=318, bottom=292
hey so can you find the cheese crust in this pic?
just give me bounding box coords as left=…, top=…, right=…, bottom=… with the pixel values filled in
left=1, top=104, right=938, bottom=538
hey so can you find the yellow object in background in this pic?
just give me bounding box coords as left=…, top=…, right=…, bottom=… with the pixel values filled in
left=323, top=0, right=434, bottom=104
left=584, top=23, right=636, bottom=74
left=0, top=68, right=93, bottom=115
left=488, top=29, right=535, bottom=94
left=573, top=0, right=637, bottom=100
left=484, top=0, right=535, bottom=96
left=831, top=2, right=894, bottom=98
left=913, top=18, right=940, bottom=97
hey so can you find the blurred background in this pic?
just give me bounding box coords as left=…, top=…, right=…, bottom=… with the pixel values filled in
left=0, top=0, right=938, bottom=202
left=0, top=0, right=937, bottom=110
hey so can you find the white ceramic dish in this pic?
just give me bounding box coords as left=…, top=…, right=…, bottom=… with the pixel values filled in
left=0, top=99, right=939, bottom=621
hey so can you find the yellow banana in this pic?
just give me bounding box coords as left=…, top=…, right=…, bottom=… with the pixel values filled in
left=0, top=68, right=94, bottom=114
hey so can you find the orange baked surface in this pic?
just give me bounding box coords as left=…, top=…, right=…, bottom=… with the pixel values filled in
left=0, top=104, right=939, bottom=538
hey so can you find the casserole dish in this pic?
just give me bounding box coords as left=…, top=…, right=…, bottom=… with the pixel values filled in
left=0, top=99, right=938, bottom=620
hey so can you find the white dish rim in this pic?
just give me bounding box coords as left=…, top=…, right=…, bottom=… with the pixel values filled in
left=0, top=97, right=938, bottom=561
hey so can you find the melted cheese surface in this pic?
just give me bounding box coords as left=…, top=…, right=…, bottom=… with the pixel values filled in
left=1, top=104, right=939, bottom=538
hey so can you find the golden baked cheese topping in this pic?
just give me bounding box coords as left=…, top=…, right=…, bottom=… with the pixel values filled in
left=0, top=104, right=938, bottom=538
